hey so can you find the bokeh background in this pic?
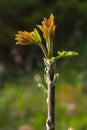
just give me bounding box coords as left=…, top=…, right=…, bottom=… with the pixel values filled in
left=0, top=0, right=87, bottom=130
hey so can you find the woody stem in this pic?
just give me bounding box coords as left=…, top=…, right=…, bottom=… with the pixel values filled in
left=45, top=60, right=55, bottom=130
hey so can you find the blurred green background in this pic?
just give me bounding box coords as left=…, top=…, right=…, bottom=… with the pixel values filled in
left=0, top=0, right=87, bottom=130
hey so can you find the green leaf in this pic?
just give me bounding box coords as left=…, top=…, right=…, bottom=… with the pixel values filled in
left=53, top=51, right=78, bottom=62
left=58, top=51, right=78, bottom=57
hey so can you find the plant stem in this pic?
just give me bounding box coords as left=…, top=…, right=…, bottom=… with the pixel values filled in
left=45, top=60, right=55, bottom=130
left=38, top=43, right=48, bottom=59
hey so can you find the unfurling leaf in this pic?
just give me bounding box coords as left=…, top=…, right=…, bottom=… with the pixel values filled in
left=15, top=29, right=42, bottom=45
left=58, top=51, right=78, bottom=57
